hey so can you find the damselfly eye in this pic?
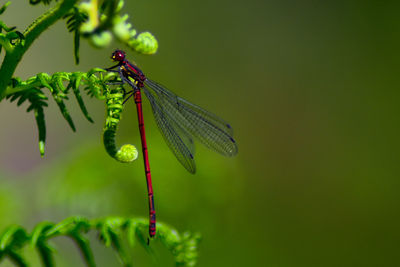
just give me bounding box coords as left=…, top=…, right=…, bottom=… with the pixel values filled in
left=111, top=50, right=126, bottom=62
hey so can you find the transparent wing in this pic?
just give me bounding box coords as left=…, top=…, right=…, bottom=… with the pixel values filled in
left=143, top=87, right=196, bottom=173
left=145, top=79, right=238, bottom=157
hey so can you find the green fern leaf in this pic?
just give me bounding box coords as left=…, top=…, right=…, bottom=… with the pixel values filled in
left=69, top=234, right=95, bottom=267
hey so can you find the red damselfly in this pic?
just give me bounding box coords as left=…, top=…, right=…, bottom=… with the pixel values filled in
left=106, top=50, right=238, bottom=238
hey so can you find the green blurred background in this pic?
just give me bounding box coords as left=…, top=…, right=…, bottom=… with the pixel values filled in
left=1, top=0, right=400, bottom=266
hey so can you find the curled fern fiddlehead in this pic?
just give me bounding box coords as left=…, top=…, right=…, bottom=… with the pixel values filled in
left=103, top=85, right=138, bottom=163
left=76, top=0, right=158, bottom=54
left=60, top=0, right=159, bottom=62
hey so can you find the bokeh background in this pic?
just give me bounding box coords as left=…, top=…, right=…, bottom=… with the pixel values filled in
left=1, top=0, right=400, bottom=266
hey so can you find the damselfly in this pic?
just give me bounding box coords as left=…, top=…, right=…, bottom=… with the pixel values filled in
left=106, top=50, right=238, bottom=237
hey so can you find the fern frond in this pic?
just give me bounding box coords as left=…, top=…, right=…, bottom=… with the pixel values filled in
left=6, top=81, right=48, bottom=156
left=0, top=216, right=200, bottom=267
left=96, top=217, right=132, bottom=266
left=75, top=0, right=158, bottom=54
left=158, top=224, right=202, bottom=267
left=5, top=69, right=114, bottom=157
left=64, top=6, right=88, bottom=64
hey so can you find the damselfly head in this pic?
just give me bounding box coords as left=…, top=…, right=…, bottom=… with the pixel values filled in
left=111, top=49, right=126, bottom=62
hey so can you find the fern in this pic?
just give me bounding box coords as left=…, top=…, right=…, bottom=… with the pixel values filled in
left=5, top=69, right=113, bottom=156
left=103, top=85, right=139, bottom=163
left=63, top=6, right=88, bottom=64
left=0, top=216, right=201, bottom=266
left=78, top=0, right=158, bottom=54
